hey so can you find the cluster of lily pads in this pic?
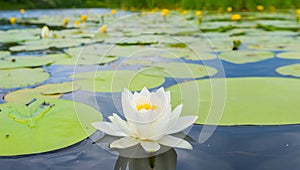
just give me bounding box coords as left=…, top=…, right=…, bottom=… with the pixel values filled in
left=1, top=8, right=300, bottom=156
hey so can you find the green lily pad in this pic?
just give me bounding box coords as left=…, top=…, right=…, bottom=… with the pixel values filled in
left=202, top=39, right=233, bottom=52
left=276, top=64, right=300, bottom=77
left=0, top=29, right=39, bottom=43
left=247, top=38, right=296, bottom=51
left=44, top=53, right=118, bottom=66
left=257, top=20, right=300, bottom=30
left=0, top=99, right=102, bottom=156
left=71, top=70, right=165, bottom=92
left=219, top=50, right=274, bottom=64
left=9, top=39, right=89, bottom=52
left=0, top=51, right=10, bottom=58
left=124, top=46, right=217, bottom=61
left=114, top=35, right=160, bottom=45
left=36, top=82, right=80, bottom=95
left=0, top=56, right=54, bottom=69
left=0, top=68, right=50, bottom=89
left=4, top=82, right=80, bottom=104
left=160, top=48, right=217, bottom=60
left=123, top=61, right=218, bottom=78
left=277, top=51, right=300, bottom=59
left=167, top=77, right=300, bottom=125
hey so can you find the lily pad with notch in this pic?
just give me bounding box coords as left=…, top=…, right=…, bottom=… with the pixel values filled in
left=0, top=99, right=102, bottom=156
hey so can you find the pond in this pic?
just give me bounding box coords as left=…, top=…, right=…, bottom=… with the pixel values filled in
left=0, top=8, right=300, bottom=170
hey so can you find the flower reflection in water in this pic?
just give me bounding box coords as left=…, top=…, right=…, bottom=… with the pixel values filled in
left=93, top=133, right=194, bottom=169
left=114, top=147, right=177, bottom=170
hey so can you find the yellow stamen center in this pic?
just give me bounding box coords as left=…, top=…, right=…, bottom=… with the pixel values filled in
left=136, top=103, right=158, bottom=111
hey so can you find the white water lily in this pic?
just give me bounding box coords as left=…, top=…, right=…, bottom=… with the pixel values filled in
left=92, top=87, right=198, bottom=152
left=41, top=26, right=50, bottom=39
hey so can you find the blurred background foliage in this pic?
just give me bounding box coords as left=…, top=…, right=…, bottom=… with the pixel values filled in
left=1, top=0, right=300, bottom=10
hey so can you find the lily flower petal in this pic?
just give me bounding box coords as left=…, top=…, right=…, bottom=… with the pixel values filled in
left=93, top=87, right=197, bottom=153
left=140, top=87, right=151, bottom=96
left=158, top=135, right=192, bottom=150
left=166, top=116, right=198, bottom=135
left=111, top=113, right=137, bottom=137
left=92, top=122, right=127, bottom=137
left=140, top=141, right=160, bottom=152
left=110, top=137, right=139, bottom=149
left=169, top=104, right=183, bottom=124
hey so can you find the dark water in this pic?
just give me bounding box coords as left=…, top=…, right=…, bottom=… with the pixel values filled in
left=0, top=8, right=300, bottom=170
left=1, top=122, right=299, bottom=170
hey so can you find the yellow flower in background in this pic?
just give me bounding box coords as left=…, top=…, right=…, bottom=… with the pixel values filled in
left=74, top=20, right=80, bottom=27
left=195, top=10, right=202, bottom=17
left=62, top=18, right=69, bottom=26
left=161, top=9, right=169, bottom=16
left=182, top=10, right=188, bottom=15
left=257, top=5, right=264, bottom=11
left=111, top=9, right=117, bottom=15
left=41, top=26, right=50, bottom=39
left=20, top=9, right=25, bottom=14
left=296, top=9, right=300, bottom=15
left=99, top=25, right=107, bottom=33
left=106, top=12, right=110, bottom=17
left=80, top=15, right=87, bottom=22
left=227, top=7, right=232, bottom=13
left=9, top=17, right=16, bottom=25
left=231, top=14, right=241, bottom=21
left=92, top=87, right=198, bottom=152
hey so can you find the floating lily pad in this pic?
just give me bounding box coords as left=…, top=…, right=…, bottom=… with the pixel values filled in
left=277, top=51, right=300, bottom=59
left=219, top=50, right=274, bottom=64
left=257, top=20, right=300, bottom=30
left=0, top=51, right=10, bottom=58
left=167, top=77, right=300, bottom=125
left=4, top=88, right=61, bottom=104
left=71, top=70, right=165, bottom=92
left=276, top=64, right=300, bottom=77
left=9, top=39, right=89, bottom=52
left=128, top=46, right=217, bottom=60
left=4, top=82, right=80, bottom=104
left=203, top=39, right=233, bottom=52
left=114, top=35, right=160, bottom=45
left=0, top=68, right=50, bottom=89
left=0, top=29, right=39, bottom=43
left=36, top=82, right=80, bottom=94
left=123, top=61, right=218, bottom=78
left=122, top=58, right=155, bottom=66
left=44, top=53, right=118, bottom=66
left=160, top=48, right=217, bottom=60
left=0, top=99, right=102, bottom=156
left=247, top=39, right=296, bottom=51
left=0, top=56, right=54, bottom=69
